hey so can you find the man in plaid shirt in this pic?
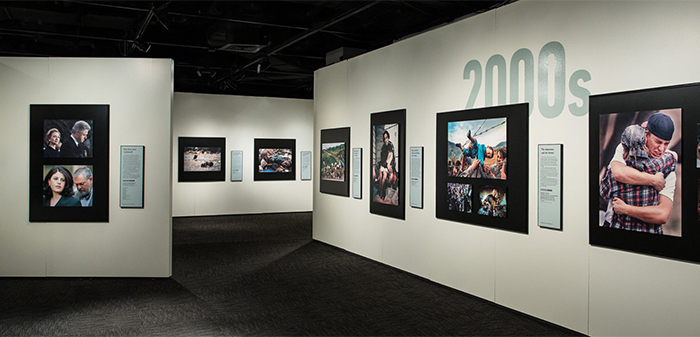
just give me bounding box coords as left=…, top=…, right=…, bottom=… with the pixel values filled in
left=600, top=113, right=677, bottom=234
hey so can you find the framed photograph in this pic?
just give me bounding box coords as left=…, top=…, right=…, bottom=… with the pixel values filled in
left=590, top=83, right=700, bottom=263
left=436, top=103, right=528, bottom=233
left=254, top=138, right=296, bottom=181
left=370, top=109, right=406, bottom=220
left=178, top=137, right=226, bottom=182
left=30, top=104, right=109, bottom=222
left=320, top=127, right=350, bottom=196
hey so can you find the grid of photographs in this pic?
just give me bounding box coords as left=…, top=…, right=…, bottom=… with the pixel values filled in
left=589, top=82, right=700, bottom=263
left=436, top=103, right=528, bottom=234
left=30, top=105, right=109, bottom=222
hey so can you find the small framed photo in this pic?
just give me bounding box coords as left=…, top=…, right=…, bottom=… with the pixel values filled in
left=320, top=127, right=350, bottom=196
left=178, top=137, right=226, bottom=182
left=254, top=138, right=296, bottom=181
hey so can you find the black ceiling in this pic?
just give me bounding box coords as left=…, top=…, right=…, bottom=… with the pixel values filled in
left=0, top=1, right=515, bottom=99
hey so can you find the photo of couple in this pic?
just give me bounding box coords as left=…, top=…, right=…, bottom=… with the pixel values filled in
left=597, top=109, right=682, bottom=237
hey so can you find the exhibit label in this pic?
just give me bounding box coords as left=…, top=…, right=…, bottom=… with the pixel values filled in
left=537, top=144, right=562, bottom=230
left=409, top=146, right=423, bottom=208
left=352, top=148, right=362, bottom=199
left=120, top=145, right=144, bottom=208
left=301, top=151, right=311, bottom=180
left=230, top=150, right=243, bottom=181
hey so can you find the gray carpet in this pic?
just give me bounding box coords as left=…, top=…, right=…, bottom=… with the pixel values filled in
left=0, top=212, right=584, bottom=336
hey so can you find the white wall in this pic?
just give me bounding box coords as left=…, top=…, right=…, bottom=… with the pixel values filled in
left=172, top=92, right=313, bottom=217
left=0, top=58, right=173, bottom=277
left=313, top=1, right=700, bottom=335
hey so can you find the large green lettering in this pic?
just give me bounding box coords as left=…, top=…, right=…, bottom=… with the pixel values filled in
left=568, top=69, right=591, bottom=117
left=510, top=48, right=535, bottom=116
left=485, top=54, right=506, bottom=107
left=538, top=42, right=566, bottom=119
left=463, top=59, right=482, bottom=109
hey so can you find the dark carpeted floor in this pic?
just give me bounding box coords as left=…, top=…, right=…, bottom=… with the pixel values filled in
left=0, top=212, right=584, bottom=336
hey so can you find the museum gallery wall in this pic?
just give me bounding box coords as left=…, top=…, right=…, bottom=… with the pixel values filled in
left=172, top=92, right=313, bottom=217
left=0, top=57, right=173, bottom=277
left=313, top=1, right=700, bottom=336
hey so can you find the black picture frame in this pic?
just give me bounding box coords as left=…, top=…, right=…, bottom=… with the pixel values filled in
left=370, top=109, right=406, bottom=220
left=320, top=127, right=350, bottom=196
left=436, top=103, right=528, bottom=234
left=30, top=104, right=109, bottom=222
left=254, top=138, right=296, bottom=181
left=589, top=83, right=700, bottom=263
left=178, top=137, right=226, bottom=182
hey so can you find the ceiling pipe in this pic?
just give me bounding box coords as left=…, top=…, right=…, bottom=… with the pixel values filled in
left=127, top=4, right=155, bottom=55
left=220, top=1, right=380, bottom=83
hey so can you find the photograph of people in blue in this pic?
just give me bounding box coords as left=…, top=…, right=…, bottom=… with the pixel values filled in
left=259, top=148, right=293, bottom=173
left=447, top=117, right=506, bottom=179
left=478, top=187, right=507, bottom=218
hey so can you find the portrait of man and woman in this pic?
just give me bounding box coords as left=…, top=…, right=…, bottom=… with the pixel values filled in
left=42, top=165, right=94, bottom=208
left=43, top=119, right=93, bottom=158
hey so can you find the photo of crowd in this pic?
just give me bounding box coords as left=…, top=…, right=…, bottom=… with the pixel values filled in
left=447, top=182, right=471, bottom=213
left=447, top=117, right=506, bottom=180
left=321, top=142, right=345, bottom=182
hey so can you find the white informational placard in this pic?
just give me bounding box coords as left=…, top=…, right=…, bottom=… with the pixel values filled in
left=409, top=146, right=423, bottom=208
left=301, top=151, right=311, bottom=180
left=230, top=150, right=243, bottom=181
left=352, top=148, right=362, bottom=199
left=120, top=145, right=144, bottom=208
left=538, top=144, right=563, bottom=230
